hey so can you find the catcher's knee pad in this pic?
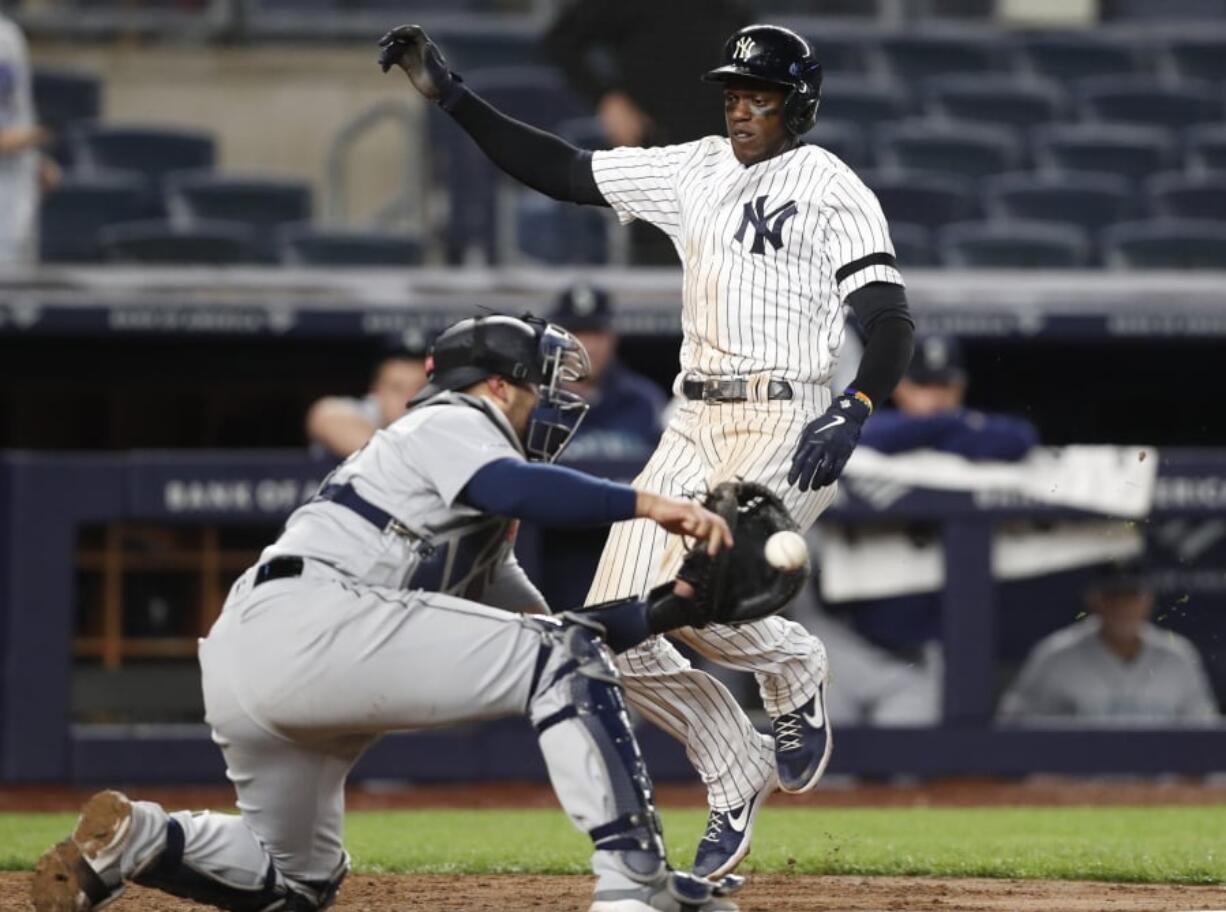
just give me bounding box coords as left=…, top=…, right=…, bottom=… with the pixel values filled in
left=529, top=622, right=666, bottom=884
left=133, top=818, right=348, bottom=912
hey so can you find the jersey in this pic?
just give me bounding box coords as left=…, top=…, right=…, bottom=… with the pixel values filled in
left=998, top=618, right=1220, bottom=725
left=591, top=136, right=902, bottom=385
left=267, top=393, right=541, bottom=608
left=0, top=15, right=38, bottom=265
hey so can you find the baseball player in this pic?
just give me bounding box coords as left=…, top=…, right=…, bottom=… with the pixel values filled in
left=379, top=23, right=916, bottom=877
left=30, top=314, right=800, bottom=912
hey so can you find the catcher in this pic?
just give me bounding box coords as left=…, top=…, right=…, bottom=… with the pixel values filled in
left=32, top=314, right=807, bottom=912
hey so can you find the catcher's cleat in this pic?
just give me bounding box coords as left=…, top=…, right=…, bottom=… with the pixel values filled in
left=590, top=871, right=743, bottom=912
left=692, top=772, right=776, bottom=879
left=772, top=678, right=834, bottom=794
left=31, top=790, right=133, bottom=912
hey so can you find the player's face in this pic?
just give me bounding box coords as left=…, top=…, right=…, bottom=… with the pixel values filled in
left=892, top=378, right=966, bottom=416
left=372, top=356, right=429, bottom=425
left=723, top=81, right=791, bottom=166
left=505, top=381, right=542, bottom=439
left=573, top=330, right=616, bottom=385
left=1090, top=589, right=1154, bottom=641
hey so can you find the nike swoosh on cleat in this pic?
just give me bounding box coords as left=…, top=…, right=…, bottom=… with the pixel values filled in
left=812, top=416, right=845, bottom=435
left=803, top=701, right=825, bottom=729
left=727, top=799, right=754, bottom=833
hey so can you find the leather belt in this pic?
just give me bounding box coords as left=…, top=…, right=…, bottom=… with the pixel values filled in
left=681, top=377, right=793, bottom=403
left=254, top=556, right=305, bottom=587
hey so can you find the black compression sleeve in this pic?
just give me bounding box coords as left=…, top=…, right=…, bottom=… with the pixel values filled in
left=446, top=87, right=607, bottom=206
left=846, top=282, right=916, bottom=409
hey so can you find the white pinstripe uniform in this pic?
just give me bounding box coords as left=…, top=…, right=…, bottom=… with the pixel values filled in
left=586, top=137, right=903, bottom=810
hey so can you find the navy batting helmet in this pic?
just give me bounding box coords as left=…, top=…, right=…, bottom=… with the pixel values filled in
left=703, top=24, right=822, bottom=136
left=410, top=314, right=591, bottom=461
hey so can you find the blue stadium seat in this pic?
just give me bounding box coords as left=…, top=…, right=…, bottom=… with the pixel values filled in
left=1102, top=218, right=1226, bottom=269
left=924, top=74, right=1063, bottom=128
left=39, top=172, right=146, bottom=263
left=432, top=30, right=539, bottom=70
left=938, top=220, right=1091, bottom=268
left=1076, top=76, right=1222, bottom=128
left=278, top=226, right=423, bottom=267
left=1185, top=124, right=1226, bottom=172
left=1017, top=31, right=1139, bottom=81
left=516, top=195, right=608, bottom=265
left=818, top=76, right=912, bottom=129
left=888, top=222, right=934, bottom=266
left=983, top=171, right=1132, bottom=233
left=1146, top=172, right=1226, bottom=220
left=877, top=120, right=1020, bottom=180
left=555, top=116, right=608, bottom=151
left=1102, top=0, right=1226, bottom=20
left=32, top=68, right=101, bottom=166
left=435, top=66, right=586, bottom=264
left=1166, top=35, right=1226, bottom=82
left=801, top=120, right=868, bottom=168
left=73, top=125, right=216, bottom=193
left=861, top=171, right=979, bottom=230
left=98, top=220, right=256, bottom=265
left=167, top=174, right=312, bottom=262
left=880, top=32, right=1005, bottom=82
left=803, top=31, right=880, bottom=76
left=1034, top=123, right=1174, bottom=184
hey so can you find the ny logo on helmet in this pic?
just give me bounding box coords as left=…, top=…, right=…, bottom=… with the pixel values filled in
left=734, top=195, right=798, bottom=255
left=732, top=36, right=757, bottom=61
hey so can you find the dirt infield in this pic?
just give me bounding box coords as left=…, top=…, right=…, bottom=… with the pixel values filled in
left=5, top=872, right=1225, bottom=912
left=4, top=776, right=1226, bottom=812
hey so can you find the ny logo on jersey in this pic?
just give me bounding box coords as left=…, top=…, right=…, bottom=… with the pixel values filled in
left=734, top=195, right=799, bottom=255
left=732, top=36, right=757, bottom=61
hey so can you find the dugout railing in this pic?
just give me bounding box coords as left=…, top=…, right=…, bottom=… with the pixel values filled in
left=2, top=447, right=1224, bottom=784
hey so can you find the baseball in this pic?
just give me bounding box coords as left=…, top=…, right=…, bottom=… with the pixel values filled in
left=765, top=530, right=808, bottom=571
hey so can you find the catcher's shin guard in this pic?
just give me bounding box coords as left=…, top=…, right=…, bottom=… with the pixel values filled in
left=529, top=621, right=667, bottom=887
left=134, top=817, right=348, bottom=912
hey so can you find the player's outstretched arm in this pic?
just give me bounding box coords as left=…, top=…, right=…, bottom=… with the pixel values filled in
left=378, top=24, right=607, bottom=207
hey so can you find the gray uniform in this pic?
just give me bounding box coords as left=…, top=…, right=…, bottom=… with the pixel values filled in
left=105, top=393, right=677, bottom=906
left=0, top=14, right=38, bottom=265
left=998, top=618, right=1220, bottom=725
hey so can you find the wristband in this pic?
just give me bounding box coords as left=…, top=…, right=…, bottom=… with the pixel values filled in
left=844, top=388, right=874, bottom=414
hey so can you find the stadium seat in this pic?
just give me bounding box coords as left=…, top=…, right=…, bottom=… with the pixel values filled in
left=877, top=120, right=1020, bottom=180
left=861, top=171, right=979, bottom=230
left=938, top=220, right=1091, bottom=268
left=464, top=67, right=586, bottom=128
left=1102, top=218, right=1226, bottom=269
left=1145, top=172, right=1226, bottom=220
left=1166, top=35, right=1226, bottom=82
left=516, top=195, right=608, bottom=265
left=1186, top=124, right=1226, bottom=172
left=1102, top=0, right=1226, bottom=20
left=32, top=68, right=101, bottom=166
left=73, top=125, right=216, bottom=191
left=888, top=222, right=934, bottom=266
left=555, top=116, right=608, bottom=151
left=803, top=31, right=881, bottom=76
left=924, top=74, right=1063, bottom=128
left=98, top=220, right=257, bottom=265
left=880, top=32, right=1005, bottom=82
left=818, top=76, right=913, bottom=129
left=1076, top=76, right=1222, bottom=129
left=1017, top=31, right=1140, bottom=82
left=801, top=120, right=868, bottom=168
left=983, top=171, right=1132, bottom=233
left=167, top=174, right=312, bottom=262
left=1034, top=123, right=1174, bottom=184
left=278, top=226, right=423, bottom=267
left=39, top=172, right=146, bottom=263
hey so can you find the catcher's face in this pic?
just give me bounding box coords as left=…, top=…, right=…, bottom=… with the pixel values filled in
left=503, top=381, right=541, bottom=440
left=723, top=79, right=792, bottom=166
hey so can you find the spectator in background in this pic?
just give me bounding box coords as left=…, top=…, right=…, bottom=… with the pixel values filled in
left=0, top=12, right=57, bottom=265
left=541, top=0, right=751, bottom=264
left=550, top=282, right=665, bottom=466
left=306, top=335, right=428, bottom=459
left=999, top=561, right=1219, bottom=725
left=860, top=334, right=1039, bottom=460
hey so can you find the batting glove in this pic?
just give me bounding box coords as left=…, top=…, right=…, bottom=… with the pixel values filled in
left=787, top=391, right=872, bottom=491
left=378, top=25, right=465, bottom=109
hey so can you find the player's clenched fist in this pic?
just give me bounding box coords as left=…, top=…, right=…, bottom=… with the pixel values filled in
left=378, top=24, right=461, bottom=105
left=787, top=392, right=872, bottom=491
left=637, top=491, right=734, bottom=556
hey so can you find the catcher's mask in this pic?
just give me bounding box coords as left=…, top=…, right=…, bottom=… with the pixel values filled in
left=411, top=313, right=591, bottom=462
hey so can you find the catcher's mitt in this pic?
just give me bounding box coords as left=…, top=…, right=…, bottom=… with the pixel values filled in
left=676, top=481, right=809, bottom=627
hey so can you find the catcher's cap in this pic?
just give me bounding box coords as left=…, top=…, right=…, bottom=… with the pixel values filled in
left=409, top=314, right=548, bottom=406
left=906, top=334, right=966, bottom=385
left=550, top=282, right=612, bottom=333
left=703, top=24, right=823, bottom=135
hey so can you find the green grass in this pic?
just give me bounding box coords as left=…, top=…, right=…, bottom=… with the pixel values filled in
left=2, top=806, right=1222, bottom=884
